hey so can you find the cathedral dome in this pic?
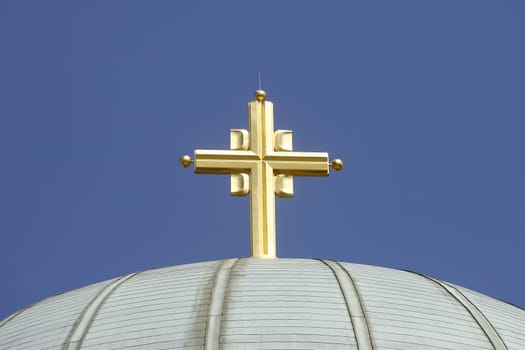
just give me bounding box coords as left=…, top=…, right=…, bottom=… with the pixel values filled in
left=1, top=258, right=524, bottom=349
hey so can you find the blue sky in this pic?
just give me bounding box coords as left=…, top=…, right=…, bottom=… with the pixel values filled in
left=1, top=1, right=524, bottom=319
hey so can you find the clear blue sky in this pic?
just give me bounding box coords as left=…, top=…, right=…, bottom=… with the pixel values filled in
left=1, top=1, right=524, bottom=319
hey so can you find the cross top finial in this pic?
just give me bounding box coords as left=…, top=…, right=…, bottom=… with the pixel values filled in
left=254, top=89, right=266, bottom=102
left=180, top=90, right=343, bottom=258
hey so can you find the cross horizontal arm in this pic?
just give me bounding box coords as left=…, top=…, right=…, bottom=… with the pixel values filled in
left=194, top=150, right=259, bottom=174
left=265, top=151, right=330, bottom=176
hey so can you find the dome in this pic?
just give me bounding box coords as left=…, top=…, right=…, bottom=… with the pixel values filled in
left=1, top=258, right=524, bottom=349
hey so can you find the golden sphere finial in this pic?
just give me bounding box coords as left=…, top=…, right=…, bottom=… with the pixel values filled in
left=330, top=158, right=344, bottom=171
left=255, top=90, right=266, bottom=102
left=179, top=155, right=194, bottom=168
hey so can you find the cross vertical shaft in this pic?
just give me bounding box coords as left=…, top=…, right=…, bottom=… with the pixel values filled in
left=249, top=100, right=276, bottom=257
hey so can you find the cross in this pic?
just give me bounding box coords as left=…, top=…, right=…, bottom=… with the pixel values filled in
left=180, top=90, right=343, bottom=258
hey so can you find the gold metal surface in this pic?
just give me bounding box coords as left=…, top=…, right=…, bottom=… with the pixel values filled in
left=181, top=90, right=342, bottom=258
left=331, top=158, right=344, bottom=171
left=179, top=155, right=193, bottom=168
left=254, top=90, right=266, bottom=102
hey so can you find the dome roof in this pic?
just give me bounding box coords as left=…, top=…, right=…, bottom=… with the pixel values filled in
left=1, top=258, right=524, bottom=349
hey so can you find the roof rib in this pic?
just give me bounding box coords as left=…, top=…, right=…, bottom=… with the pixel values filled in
left=62, top=272, right=139, bottom=350
left=0, top=307, right=29, bottom=329
left=410, top=271, right=508, bottom=350
left=319, top=259, right=374, bottom=350
left=204, top=258, right=239, bottom=350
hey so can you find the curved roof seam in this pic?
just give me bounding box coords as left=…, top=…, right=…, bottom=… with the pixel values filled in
left=442, top=281, right=510, bottom=347
left=317, top=259, right=374, bottom=350
left=62, top=271, right=140, bottom=350
left=204, top=258, right=239, bottom=350
left=334, top=260, right=376, bottom=350
left=0, top=283, right=85, bottom=329
left=316, top=259, right=360, bottom=347
left=405, top=270, right=507, bottom=350
left=0, top=306, right=31, bottom=329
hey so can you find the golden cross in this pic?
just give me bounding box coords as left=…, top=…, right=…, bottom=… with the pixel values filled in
left=180, top=90, right=343, bottom=258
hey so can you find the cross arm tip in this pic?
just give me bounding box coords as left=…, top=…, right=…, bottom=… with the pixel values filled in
left=179, top=155, right=194, bottom=168
left=330, top=158, right=344, bottom=171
